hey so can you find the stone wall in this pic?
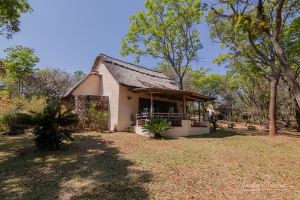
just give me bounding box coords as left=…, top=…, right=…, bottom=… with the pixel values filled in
left=65, top=95, right=109, bottom=131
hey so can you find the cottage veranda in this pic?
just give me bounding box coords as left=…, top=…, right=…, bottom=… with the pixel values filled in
left=62, top=54, right=215, bottom=137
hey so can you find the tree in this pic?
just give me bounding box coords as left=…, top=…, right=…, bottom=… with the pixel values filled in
left=23, top=67, right=75, bottom=100
left=193, top=73, right=224, bottom=98
left=205, top=0, right=300, bottom=135
left=0, top=0, right=32, bottom=39
left=2, top=46, right=39, bottom=95
left=74, top=70, right=86, bottom=82
left=154, top=65, right=211, bottom=91
left=120, top=0, right=205, bottom=90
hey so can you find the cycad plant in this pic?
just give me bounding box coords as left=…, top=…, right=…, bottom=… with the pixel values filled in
left=142, top=116, right=172, bottom=138
left=15, top=104, right=79, bottom=150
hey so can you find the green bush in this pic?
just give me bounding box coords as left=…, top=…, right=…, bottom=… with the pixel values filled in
left=0, top=95, right=47, bottom=128
left=228, top=123, right=236, bottom=128
left=126, top=126, right=133, bottom=132
left=290, top=122, right=297, bottom=129
left=230, top=116, right=240, bottom=122
left=142, top=117, right=172, bottom=138
left=277, top=121, right=283, bottom=125
left=244, top=119, right=253, bottom=125
left=15, top=104, right=79, bottom=151
left=0, top=109, right=18, bottom=127
left=87, top=103, right=108, bottom=132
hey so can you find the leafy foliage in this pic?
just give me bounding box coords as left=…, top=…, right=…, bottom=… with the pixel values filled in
left=22, top=66, right=76, bottom=101
left=0, top=0, right=32, bottom=39
left=120, top=0, right=205, bottom=89
left=1, top=46, right=39, bottom=95
left=142, top=117, right=172, bottom=138
left=15, top=104, right=79, bottom=150
left=0, top=95, right=46, bottom=128
left=193, top=73, right=225, bottom=98
left=126, top=126, right=133, bottom=132
left=87, top=103, right=108, bottom=132
left=73, top=70, right=86, bottom=82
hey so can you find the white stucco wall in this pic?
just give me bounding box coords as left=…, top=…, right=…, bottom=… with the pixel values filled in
left=135, top=120, right=210, bottom=137
left=72, top=75, right=101, bottom=95
left=96, top=63, right=120, bottom=130
left=117, top=85, right=184, bottom=131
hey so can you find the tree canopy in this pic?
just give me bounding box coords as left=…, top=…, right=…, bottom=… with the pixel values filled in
left=0, top=0, right=32, bottom=39
left=120, top=0, right=205, bottom=90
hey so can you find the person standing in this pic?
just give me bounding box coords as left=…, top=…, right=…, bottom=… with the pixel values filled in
left=210, top=112, right=217, bottom=132
left=204, top=110, right=209, bottom=121
left=206, top=111, right=210, bottom=121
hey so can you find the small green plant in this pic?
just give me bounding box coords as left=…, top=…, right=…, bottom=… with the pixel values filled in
left=87, top=103, right=108, bottom=132
left=228, top=123, right=236, bottom=128
left=290, top=122, right=297, bottom=129
left=0, top=125, right=9, bottom=131
left=15, top=104, right=79, bottom=151
left=126, top=126, right=133, bottom=132
left=230, top=116, right=240, bottom=122
left=142, top=117, right=172, bottom=138
left=0, top=109, right=18, bottom=128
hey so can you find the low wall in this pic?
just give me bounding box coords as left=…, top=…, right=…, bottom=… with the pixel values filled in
left=135, top=120, right=210, bottom=137
left=65, top=95, right=109, bottom=131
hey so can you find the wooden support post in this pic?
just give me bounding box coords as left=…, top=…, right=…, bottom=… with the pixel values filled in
left=198, top=101, right=201, bottom=122
left=150, top=92, right=153, bottom=118
left=183, top=96, right=186, bottom=119
left=203, top=102, right=205, bottom=121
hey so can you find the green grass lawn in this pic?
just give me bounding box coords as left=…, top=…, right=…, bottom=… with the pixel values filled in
left=0, top=128, right=299, bottom=199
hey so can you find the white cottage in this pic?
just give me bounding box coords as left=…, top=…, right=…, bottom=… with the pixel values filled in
left=62, top=54, right=215, bottom=137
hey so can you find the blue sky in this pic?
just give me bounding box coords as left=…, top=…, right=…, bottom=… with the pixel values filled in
left=0, top=0, right=229, bottom=76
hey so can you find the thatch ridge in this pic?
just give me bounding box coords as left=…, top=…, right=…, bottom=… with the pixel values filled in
left=99, top=54, right=179, bottom=90
left=99, top=53, right=166, bottom=76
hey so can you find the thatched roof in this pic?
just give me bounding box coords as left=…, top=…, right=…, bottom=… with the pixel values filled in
left=98, top=54, right=179, bottom=90
left=62, top=54, right=216, bottom=102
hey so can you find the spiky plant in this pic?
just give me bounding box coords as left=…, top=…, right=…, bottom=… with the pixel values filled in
left=15, top=104, right=79, bottom=150
left=142, top=116, right=172, bottom=138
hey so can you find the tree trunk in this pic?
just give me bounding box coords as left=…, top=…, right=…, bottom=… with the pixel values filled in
left=296, top=110, right=300, bottom=132
left=154, top=132, right=161, bottom=138
left=179, top=77, right=183, bottom=90
left=268, top=36, right=300, bottom=109
left=269, top=78, right=278, bottom=136
left=286, top=84, right=300, bottom=132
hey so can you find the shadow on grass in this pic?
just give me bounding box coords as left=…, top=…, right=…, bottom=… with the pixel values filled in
left=186, top=127, right=300, bottom=139
left=185, top=128, right=246, bottom=139
left=0, top=134, right=151, bottom=199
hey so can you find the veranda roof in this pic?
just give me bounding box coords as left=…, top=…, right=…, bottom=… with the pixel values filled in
left=128, top=87, right=216, bottom=102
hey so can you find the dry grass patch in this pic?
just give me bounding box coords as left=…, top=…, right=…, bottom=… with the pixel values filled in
left=0, top=128, right=299, bottom=199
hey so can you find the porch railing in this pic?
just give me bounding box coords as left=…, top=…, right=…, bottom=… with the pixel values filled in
left=135, top=113, right=193, bottom=126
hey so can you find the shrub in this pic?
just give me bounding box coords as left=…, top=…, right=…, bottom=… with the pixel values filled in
left=244, top=119, right=253, bottom=125
left=0, top=95, right=47, bottom=128
left=0, top=109, right=18, bottom=127
left=15, top=104, right=79, bottom=151
left=290, top=122, right=297, bottom=129
left=126, top=126, right=133, bottom=132
left=87, top=103, right=108, bottom=132
left=142, top=117, right=172, bottom=138
left=228, top=123, right=236, bottom=128
left=277, top=121, right=283, bottom=125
